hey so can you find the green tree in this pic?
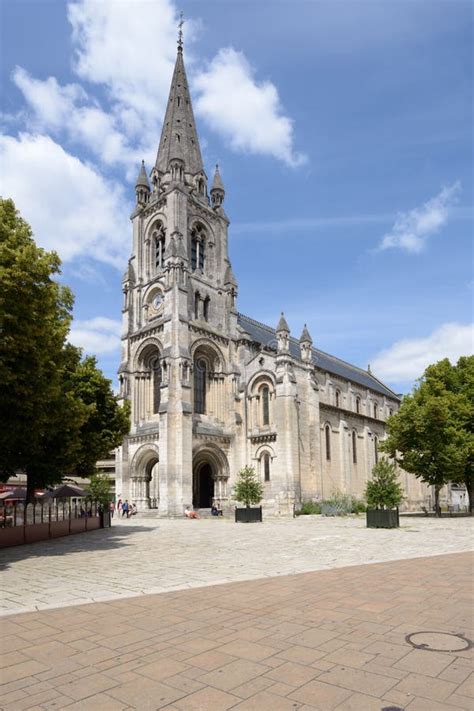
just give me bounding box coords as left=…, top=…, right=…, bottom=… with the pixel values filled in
left=63, top=345, right=130, bottom=479
left=0, top=198, right=78, bottom=498
left=381, top=357, right=473, bottom=516
left=0, top=199, right=130, bottom=500
left=233, top=466, right=264, bottom=507
left=87, top=472, right=113, bottom=511
left=365, top=460, right=404, bottom=510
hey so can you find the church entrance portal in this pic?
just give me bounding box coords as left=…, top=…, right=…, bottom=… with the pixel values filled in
left=193, top=463, right=214, bottom=508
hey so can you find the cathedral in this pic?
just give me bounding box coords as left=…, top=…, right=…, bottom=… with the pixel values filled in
left=115, top=40, right=426, bottom=515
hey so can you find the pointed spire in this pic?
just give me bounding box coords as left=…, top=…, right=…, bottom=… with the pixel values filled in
left=135, top=160, right=150, bottom=189
left=135, top=160, right=150, bottom=205
left=276, top=312, right=290, bottom=333
left=155, top=42, right=204, bottom=177
left=212, top=164, right=225, bottom=192
left=299, top=324, right=312, bottom=344
left=224, top=262, right=237, bottom=286
left=211, top=164, right=225, bottom=208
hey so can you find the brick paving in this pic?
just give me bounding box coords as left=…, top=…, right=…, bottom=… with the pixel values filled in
left=1, top=515, right=472, bottom=615
left=1, top=551, right=473, bottom=710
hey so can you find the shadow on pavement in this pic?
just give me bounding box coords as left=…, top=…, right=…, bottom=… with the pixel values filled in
left=0, top=523, right=149, bottom=571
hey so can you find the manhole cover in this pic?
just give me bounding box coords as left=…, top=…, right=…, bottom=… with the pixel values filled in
left=405, top=631, right=472, bottom=653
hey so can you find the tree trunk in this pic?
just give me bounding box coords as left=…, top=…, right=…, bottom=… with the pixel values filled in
left=465, top=469, right=473, bottom=514
left=434, top=485, right=441, bottom=518
left=26, top=470, right=36, bottom=505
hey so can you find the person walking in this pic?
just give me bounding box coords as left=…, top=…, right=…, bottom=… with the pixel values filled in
left=122, top=500, right=129, bottom=518
left=117, top=499, right=122, bottom=517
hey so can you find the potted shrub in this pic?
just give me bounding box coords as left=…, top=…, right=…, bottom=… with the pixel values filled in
left=365, top=460, right=403, bottom=528
left=233, top=466, right=264, bottom=523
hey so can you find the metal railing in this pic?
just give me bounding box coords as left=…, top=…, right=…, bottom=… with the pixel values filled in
left=1, top=501, right=99, bottom=528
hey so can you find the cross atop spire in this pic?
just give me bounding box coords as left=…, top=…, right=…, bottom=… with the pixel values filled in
left=177, top=10, right=184, bottom=52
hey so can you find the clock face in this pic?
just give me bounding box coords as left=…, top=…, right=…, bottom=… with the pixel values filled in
left=152, top=293, right=163, bottom=309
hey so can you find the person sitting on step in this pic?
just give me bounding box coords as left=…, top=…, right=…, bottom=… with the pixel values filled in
left=184, top=506, right=200, bottom=519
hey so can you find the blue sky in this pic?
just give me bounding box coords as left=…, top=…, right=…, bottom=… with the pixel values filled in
left=1, top=0, right=472, bottom=393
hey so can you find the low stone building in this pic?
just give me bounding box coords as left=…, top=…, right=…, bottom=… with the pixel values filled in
left=115, top=40, right=427, bottom=515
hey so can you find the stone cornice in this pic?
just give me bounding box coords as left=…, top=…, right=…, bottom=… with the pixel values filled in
left=249, top=432, right=277, bottom=444
left=319, top=401, right=386, bottom=425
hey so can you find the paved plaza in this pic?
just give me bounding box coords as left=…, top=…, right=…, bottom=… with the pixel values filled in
left=0, top=515, right=473, bottom=616
left=0, top=550, right=473, bottom=710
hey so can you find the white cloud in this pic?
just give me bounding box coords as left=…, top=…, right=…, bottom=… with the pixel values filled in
left=12, top=67, right=142, bottom=170
left=67, top=1, right=304, bottom=167
left=69, top=317, right=122, bottom=355
left=0, top=133, right=130, bottom=267
left=378, top=182, right=461, bottom=253
left=371, top=322, right=474, bottom=383
left=68, top=0, right=179, bottom=142
left=194, top=48, right=306, bottom=168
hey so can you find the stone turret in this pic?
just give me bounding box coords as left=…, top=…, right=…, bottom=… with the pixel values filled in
left=276, top=312, right=290, bottom=353
left=299, top=324, right=313, bottom=363
left=211, top=164, right=225, bottom=208
left=135, top=160, right=150, bottom=205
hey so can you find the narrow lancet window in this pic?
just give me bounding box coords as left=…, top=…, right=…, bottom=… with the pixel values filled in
left=151, top=356, right=162, bottom=414
left=194, top=358, right=206, bottom=414
left=262, top=386, right=270, bottom=426
left=325, top=425, right=331, bottom=461
left=263, top=453, right=270, bottom=482
left=352, top=430, right=357, bottom=464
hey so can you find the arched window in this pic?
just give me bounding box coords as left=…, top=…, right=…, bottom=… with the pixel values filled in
left=352, top=430, right=357, bottom=464
left=389, top=408, right=393, bottom=417
left=373, top=402, right=378, bottom=419
left=374, top=435, right=378, bottom=464
left=335, top=390, right=341, bottom=408
left=191, top=224, right=205, bottom=272
left=194, top=358, right=207, bottom=414
left=261, top=385, right=270, bottom=426
left=325, top=425, right=331, bottom=461
left=356, top=396, right=361, bottom=414
left=194, top=292, right=200, bottom=319
left=153, top=224, right=165, bottom=270
left=150, top=356, right=161, bottom=414
left=262, top=453, right=271, bottom=482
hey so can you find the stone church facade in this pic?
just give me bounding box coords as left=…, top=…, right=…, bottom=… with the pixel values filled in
left=115, top=42, right=427, bottom=515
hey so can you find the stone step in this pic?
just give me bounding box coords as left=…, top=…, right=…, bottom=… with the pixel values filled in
left=135, top=508, right=232, bottom=519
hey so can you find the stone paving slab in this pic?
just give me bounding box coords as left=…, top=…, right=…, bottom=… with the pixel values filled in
left=0, top=552, right=473, bottom=710
left=0, top=515, right=473, bottom=615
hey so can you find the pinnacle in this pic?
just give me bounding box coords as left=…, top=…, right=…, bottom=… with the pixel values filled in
left=300, top=323, right=312, bottom=343
left=211, top=164, right=225, bottom=193
left=135, top=160, right=150, bottom=189
left=276, top=312, right=290, bottom=333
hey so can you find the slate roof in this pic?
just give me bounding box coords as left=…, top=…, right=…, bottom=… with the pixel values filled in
left=237, top=313, right=399, bottom=401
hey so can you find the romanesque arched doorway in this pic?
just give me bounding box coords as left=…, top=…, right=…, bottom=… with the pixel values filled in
left=193, top=462, right=214, bottom=508
left=130, top=444, right=159, bottom=511
left=192, top=444, right=230, bottom=510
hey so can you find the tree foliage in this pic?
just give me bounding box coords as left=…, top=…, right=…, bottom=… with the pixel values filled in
left=381, top=357, right=473, bottom=515
left=87, top=472, right=113, bottom=510
left=365, top=459, right=404, bottom=510
left=233, top=466, right=264, bottom=507
left=0, top=199, right=129, bottom=499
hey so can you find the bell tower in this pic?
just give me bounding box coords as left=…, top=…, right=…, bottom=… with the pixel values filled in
left=117, top=22, right=238, bottom=514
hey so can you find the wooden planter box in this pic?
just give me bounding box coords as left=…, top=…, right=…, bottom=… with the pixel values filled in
left=366, top=508, right=399, bottom=528
left=235, top=506, right=262, bottom=523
